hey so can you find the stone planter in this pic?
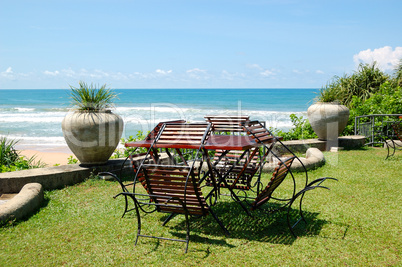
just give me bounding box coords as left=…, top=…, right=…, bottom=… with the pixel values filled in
left=307, top=102, right=349, bottom=141
left=62, top=110, right=124, bottom=166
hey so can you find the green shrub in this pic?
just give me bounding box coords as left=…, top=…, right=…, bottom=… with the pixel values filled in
left=67, top=156, right=79, bottom=165
left=111, top=131, right=148, bottom=159
left=343, top=82, right=402, bottom=135
left=0, top=137, right=45, bottom=172
left=271, top=114, right=317, bottom=141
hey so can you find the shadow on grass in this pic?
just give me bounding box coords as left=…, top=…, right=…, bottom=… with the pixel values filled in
left=164, top=201, right=328, bottom=247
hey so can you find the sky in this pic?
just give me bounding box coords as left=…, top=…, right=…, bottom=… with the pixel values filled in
left=1, top=0, right=401, bottom=89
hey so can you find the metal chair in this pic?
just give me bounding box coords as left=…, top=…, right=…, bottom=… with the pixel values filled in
left=110, top=122, right=229, bottom=253
left=385, top=119, right=402, bottom=159
left=104, top=120, right=187, bottom=218
left=242, top=120, right=337, bottom=237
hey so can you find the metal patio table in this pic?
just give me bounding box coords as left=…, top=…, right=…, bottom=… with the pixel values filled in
left=125, top=133, right=272, bottom=214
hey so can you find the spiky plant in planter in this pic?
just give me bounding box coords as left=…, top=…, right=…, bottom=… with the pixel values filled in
left=69, top=82, right=117, bottom=111
left=61, top=81, right=124, bottom=166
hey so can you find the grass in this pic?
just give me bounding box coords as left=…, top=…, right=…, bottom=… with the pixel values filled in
left=0, top=148, right=401, bottom=266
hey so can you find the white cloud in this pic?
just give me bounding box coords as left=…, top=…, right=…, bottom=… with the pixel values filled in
left=155, top=69, right=173, bottom=75
left=186, top=68, right=209, bottom=80
left=62, top=68, right=76, bottom=77
left=316, top=70, right=324, bottom=74
left=260, top=69, right=276, bottom=77
left=246, top=63, right=263, bottom=70
left=43, top=70, right=60, bottom=76
left=292, top=69, right=311, bottom=75
left=1, top=67, right=16, bottom=79
left=221, top=70, right=245, bottom=80
left=353, top=46, right=402, bottom=71
left=1, top=67, right=13, bottom=76
left=186, top=68, right=206, bottom=74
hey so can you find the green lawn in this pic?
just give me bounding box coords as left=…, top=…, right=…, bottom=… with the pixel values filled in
left=1, top=148, right=401, bottom=266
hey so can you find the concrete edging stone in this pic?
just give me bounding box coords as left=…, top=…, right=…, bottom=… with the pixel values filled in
left=0, top=183, right=43, bottom=223
left=262, top=147, right=325, bottom=172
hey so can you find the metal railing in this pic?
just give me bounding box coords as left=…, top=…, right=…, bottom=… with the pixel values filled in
left=354, top=114, right=402, bottom=146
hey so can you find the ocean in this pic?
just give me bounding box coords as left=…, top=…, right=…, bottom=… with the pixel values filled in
left=0, top=89, right=318, bottom=152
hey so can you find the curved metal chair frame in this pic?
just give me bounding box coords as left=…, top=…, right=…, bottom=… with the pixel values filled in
left=102, top=120, right=188, bottom=218
left=241, top=120, right=337, bottom=237
left=384, top=120, right=402, bottom=159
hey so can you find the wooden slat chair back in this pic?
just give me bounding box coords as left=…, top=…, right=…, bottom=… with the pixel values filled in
left=131, top=164, right=228, bottom=252
left=242, top=120, right=278, bottom=145
left=139, top=165, right=208, bottom=216
left=242, top=120, right=307, bottom=175
left=251, top=156, right=295, bottom=210
left=206, top=149, right=261, bottom=191
left=153, top=122, right=212, bottom=166
left=106, top=120, right=187, bottom=217
left=145, top=119, right=186, bottom=141
left=155, top=122, right=212, bottom=149
left=205, top=115, right=250, bottom=134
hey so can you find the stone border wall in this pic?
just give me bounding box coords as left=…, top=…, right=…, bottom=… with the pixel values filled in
left=0, top=159, right=131, bottom=194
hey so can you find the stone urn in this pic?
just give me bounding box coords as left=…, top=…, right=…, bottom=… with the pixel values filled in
left=307, top=102, right=349, bottom=141
left=62, top=110, right=124, bottom=166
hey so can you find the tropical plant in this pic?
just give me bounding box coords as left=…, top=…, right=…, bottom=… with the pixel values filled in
left=342, top=62, right=389, bottom=106
left=0, top=137, right=19, bottom=168
left=315, top=80, right=340, bottom=102
left=0, top=137, right=46, bottom=172
left=315, top=62, right=389, bottom=107
left=391, top=58, right=402, bottom=87
left=69, top=81, right=118, bottom=111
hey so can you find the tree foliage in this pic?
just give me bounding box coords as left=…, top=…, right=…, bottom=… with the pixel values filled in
left=280, top=61, right=402, bottom=140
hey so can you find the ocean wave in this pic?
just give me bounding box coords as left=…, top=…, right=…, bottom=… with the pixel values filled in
left=0, top=112, right=64, bottom=123
left=0, top=106, right=306, bottom=142
left=15, top=107, right=36, bottom=112
left=0, top=134, right=66, bottom=145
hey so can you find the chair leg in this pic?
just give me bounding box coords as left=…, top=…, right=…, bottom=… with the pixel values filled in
left=209, top=208, right=230, bottom=236
left=287, top=177, right=337, bottom=237
left=184, top=211, right=190, bottom=253
left=133, top=198, right=142, bottom=246
left=162, top=213, right=177, bottom=226
left=298, top=192, right=307, bottom=224
left=122, top=195, right=129, bottom=218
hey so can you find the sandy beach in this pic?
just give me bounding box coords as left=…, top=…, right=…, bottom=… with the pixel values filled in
left=18, top=148, right=75, bottom=166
